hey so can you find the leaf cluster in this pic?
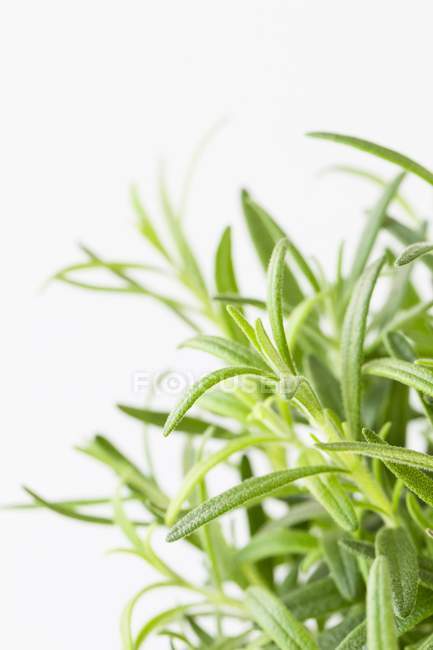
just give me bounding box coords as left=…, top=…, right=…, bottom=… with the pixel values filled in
left=19, top=132, right=433, bottom=648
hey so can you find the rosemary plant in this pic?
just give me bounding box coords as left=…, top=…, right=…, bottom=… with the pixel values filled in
left=24, top=133, right=433, bottom=648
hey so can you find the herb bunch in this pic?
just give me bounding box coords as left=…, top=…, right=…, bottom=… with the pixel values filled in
left=25, top=133, right=433, bottom=648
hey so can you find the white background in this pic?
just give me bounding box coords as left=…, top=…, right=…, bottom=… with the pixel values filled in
left=2, top=1, right=433, bottom=648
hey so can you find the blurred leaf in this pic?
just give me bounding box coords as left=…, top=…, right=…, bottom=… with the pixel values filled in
left=349, top=172, right=405, bottom=286
left=135, top=602, right=205, bottom=648
left=131, top=185, right=172, bottom=260
left=285, top=293, right=324, bottom=351
left=118, top=404, right=234, bottom=438
left=283, top=576, right=350, bottom=620
left=307, top=132, right=433, bottom=186
left=198, top=389, right=251, bottom=422
left=246, top=586, right=318, bottom=650
left=237, top=529, right=317, bottom=564
left=304, top=355, right=344, bottom=419
left=363, top=428, right=433, bottom=508
left=22, top=487, right=149, bottom=527
left=241, top=191, right=304, bottom=306
left=322, top=534, right=362, bottom=601
left=317, top=604, right=365, bottom=650
left=120, top=581, right=177, bottom=650
left=321, top=164, right=418, bottom=220
left=55, top=245, right=202, bottom=331
left=213, top=294, right=266, bottom=309
left=159, top=171, right=208, bottom=297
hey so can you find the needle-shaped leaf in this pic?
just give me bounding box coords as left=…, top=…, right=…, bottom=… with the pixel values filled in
left=117, top=404, right=233, bottom=438
left=375, top=526, right=418, bottom=618
left=363, top=427, right=433, bottom=508
left=255, top=318, right=292, bottom=375
left=165, top=433, right=278, bottom=525
left=340, top=538, right=375, bottom=563
left=307, top=132, right=433, bottom=187
left=349, top=172, right=405, bottom=285
left=363, top=357, right=433, bottom=397
left=367, top=555, right=398, bottom=650
left=268, top=239, right=296, bottom=370
left=163, top=366, right=276, bottom=437
left=316, top=439, right=433, bottom=472
left=215, top=226, right=239, bottom=295
left=226, top=305, right=261, bottom=349
left=395, top=241, right=433, bottom=267
left=246, top=586, right=318, bottom=650
left=166, top=465, right=344, bottom=542
left=384, top=216, right=433, bottom=273
left=179, top=334, right=270, bottom=370
left=341, top=256, right=386, bottom=437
